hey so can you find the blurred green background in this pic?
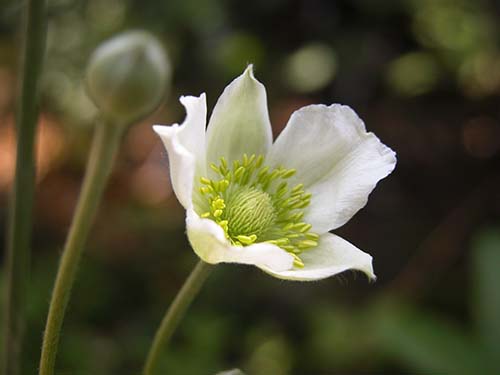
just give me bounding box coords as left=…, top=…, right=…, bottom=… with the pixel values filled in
left=1, top=0, right=500, bottom=373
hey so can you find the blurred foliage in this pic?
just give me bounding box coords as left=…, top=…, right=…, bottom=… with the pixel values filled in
left=472, top=228, right=500, bottom=372
left=304, top=227, right=500, bottom=375
left=1, top=0, right=500, bottom=373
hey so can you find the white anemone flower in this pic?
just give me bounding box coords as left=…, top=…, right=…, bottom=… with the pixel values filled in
left=154, top=66, right=396, bottom=281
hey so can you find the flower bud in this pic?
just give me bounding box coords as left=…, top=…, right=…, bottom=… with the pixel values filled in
left=86, top=30, right=171, bottom=124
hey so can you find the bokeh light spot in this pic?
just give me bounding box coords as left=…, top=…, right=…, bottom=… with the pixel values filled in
left=283, top=42, right=337, bottom=93
left=215, top=32, right=264, bottom=78
left=387, top=52, right=440, bottom=96
left=462, top=117, right=500, bottom=159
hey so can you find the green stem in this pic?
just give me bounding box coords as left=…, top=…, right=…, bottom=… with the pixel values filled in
left=38, top=122, right=124, bottom=375
left=143, top=260, right=214, bottom=375
left=2, top=0, right=47, bottom=374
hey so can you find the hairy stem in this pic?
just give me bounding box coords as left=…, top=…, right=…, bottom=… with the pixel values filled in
left=143, top=260, right=214, bottom=375
left=39, top=122, right=123, bottom=375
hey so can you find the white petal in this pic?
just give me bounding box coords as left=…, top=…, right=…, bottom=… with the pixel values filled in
left=153, top=94, right=207, bottom=208
left=186, top=208, right=294, bottom=271
left=267, top=104, right=396, bottom=232
left=205, top=65, right=272, bottom=168
left=260, top=232, right=375, bottom=281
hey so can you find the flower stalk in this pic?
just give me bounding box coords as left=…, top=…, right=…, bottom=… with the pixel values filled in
left=2, top=0, right=47, bottom=373
left=143, top=260, right=214, bottom=375
left=38, top=121, right=124, bottom=375
left=38, top=30, right=170, bottom=374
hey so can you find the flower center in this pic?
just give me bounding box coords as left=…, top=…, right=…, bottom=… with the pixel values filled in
left=196, top=154, right=319, bottom=268
left=225, top=186, right=276, bottom=239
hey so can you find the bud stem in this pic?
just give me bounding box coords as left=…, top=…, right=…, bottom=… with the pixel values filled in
left=2, top=0, right=47, bottom=373
left=143, top=260, right=214, bottom=375
left=39, top=121, right=124, bottom=375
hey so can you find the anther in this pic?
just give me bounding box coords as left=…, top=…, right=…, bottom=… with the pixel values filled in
left=196, top=154, right=317, bottom=261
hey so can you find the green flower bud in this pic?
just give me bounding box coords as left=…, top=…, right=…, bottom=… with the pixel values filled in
left=86, top=30, right=171, bottom=124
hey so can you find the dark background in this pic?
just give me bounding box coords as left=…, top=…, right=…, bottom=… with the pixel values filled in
left=1, top=0, right=500, bottom=373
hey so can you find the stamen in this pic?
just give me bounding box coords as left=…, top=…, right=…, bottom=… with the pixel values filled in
left=195, top=154, right=318, bottom=268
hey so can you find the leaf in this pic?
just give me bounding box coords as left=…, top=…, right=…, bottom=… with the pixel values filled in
left=371, top=299, right=489, bottom=375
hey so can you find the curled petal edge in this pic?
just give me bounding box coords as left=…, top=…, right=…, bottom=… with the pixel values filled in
left=153, top=94, right=207, bottom=208
left=259, top=232, right=376, bottom=281
left=186, top=208, right=294, bottom=272
left=153, top=124, right=195, bottom=208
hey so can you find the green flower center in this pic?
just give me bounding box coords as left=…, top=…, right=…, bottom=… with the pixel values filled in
left=225, top=186, right=276, bottom=239
left=196, top=154, right=318, bottom=268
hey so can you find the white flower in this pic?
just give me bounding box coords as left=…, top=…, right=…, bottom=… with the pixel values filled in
left=154, top=66, right=396, bottom=281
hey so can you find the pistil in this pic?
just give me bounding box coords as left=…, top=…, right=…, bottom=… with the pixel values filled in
left=197, top=154, right=319, bottom=267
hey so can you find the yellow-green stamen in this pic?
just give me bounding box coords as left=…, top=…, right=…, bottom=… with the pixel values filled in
left=197, top=154, right=318, bottom=268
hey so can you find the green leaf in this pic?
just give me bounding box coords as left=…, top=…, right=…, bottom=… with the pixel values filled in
left=372, top=300, right=488, bottom=375
left=472, top=227, right=500, bottom=371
